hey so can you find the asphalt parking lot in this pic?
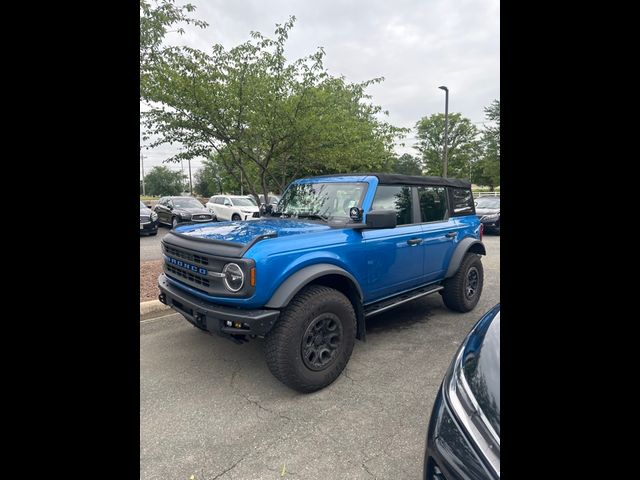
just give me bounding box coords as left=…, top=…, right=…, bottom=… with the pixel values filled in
left=140, top=227, right=170, bottom=262
left=140, top=234, right=499, bottom=480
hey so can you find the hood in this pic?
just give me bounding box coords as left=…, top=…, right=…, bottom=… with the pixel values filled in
left=140, top=207, right=152, bottom=215
left=462, top=305, right=500, bottom=437
left=476, top=207, right=500, bottom=216
left=235, top=205, right=260, bottom=212
left=175, top=218, right=331, bottom=245
left=177, top=206, right=209, bottom=214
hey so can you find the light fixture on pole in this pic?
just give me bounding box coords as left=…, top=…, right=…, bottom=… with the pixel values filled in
left=438, top=86, right=449, bottom=177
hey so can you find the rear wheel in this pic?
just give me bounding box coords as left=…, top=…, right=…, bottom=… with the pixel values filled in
left=264, top=285, right=356, bottom=393
left=442, top=253, right=484, bottom=312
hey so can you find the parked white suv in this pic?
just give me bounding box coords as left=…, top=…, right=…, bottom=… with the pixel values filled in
left=206, top=195, right=261, bottom=221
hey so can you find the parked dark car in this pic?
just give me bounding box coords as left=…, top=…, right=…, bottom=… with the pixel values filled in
left=474, top=196, right=500, bottom=234
left=424, top=303, right=500, bottom=480
left=153, top=196, right=215, bottom=229
left=140, top=201, right=159, bottom=236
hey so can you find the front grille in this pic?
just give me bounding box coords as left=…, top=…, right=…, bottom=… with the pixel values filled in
left=166, top=264, right=210, bottom=288
left=140, top=215, right=150, bottom=222
left=164, top=245, right=209, bottom=265
left=192, top=214, right=213, bottom=221
left=252, top=212, right=260, bottom=218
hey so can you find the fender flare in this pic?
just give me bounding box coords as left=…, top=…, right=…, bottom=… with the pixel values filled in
left=444, top=238, right=487, bottom=279
left=265, top=263, right=364, bottom=309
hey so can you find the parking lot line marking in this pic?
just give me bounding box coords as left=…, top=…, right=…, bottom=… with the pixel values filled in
left=140, top=312, right=179, bottom=324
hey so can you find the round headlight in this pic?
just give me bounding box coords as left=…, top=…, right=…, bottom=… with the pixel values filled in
left=223, top=263, right=244, bottom=292
left=151, top=211, right=158, bottom=221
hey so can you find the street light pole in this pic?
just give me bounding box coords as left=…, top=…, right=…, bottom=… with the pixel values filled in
left=438, top=86, right=449, bottom=177
left=140, top=151, right=146, bottom=196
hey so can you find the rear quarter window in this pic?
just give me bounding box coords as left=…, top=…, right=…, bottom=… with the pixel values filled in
left=450, top=188, right=475, bottom=216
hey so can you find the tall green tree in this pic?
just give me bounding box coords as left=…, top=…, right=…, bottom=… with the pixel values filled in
left=475, top=100, right=500, bottom=190
left=140, top=15, right=406, bottom=203
left=390, top=153, right=422, bottom=175
left=414, top=113, right=480, bottom=179
left=140, top=0, right=207, bottom=87
left=143, top=165, right=186, bottom=196
left=193, top=156, right=243, bottom=197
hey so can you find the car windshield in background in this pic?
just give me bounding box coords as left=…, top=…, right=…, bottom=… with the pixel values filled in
left=276, top=182, right=366, bottom=220
left=173, top=198, right=204, bottom=208
left=232, top=197, right=257, bottom=207
left=475, top=197, right=500, bottom=208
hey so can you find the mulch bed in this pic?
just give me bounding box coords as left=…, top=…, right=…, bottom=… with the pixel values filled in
left=140, top=260, right=163, bottom=302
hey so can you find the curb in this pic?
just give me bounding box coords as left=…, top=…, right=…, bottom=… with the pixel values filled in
left=140, top=299, right=170, bottom=318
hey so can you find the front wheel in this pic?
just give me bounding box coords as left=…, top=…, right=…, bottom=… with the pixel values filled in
left=231, top=213, right=241, bottom=221
left=264, top=285, right=356, bottom=393
left=442, top=253, right=484, bottom=312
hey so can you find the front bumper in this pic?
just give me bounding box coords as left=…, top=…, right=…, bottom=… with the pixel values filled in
left=140, top=220, right=159, bottom=234
left=157, top=273, right=279, bottom=337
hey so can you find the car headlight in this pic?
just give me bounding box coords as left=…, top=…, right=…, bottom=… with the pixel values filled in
left=223, top=263, right=244, bottom=292
left=482, top=213, right=500, bottom=221
left=150, top=212, right=158, bottom=221
left=240, top=209, right=253, bottom=213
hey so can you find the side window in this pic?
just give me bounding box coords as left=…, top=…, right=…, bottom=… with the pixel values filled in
left=371, top=185, right=413, bottom=225
left=225, top=198, right=232, bottom=206
left=214, top=197, right=224, bottom=205
left=450, top=188, right=475, bottom=216
left=418, top=187, right=448, bottom=222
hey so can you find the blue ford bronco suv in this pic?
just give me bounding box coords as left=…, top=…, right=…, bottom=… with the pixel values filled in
left=158, top=173, right=486, bottom=392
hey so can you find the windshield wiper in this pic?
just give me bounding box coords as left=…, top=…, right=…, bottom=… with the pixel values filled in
left=295, top=213, right=329, bottom=222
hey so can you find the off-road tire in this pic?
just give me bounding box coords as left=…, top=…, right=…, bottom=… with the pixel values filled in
left=442, top=253, right=484, bottom=312
left=264, top=285, right=356, bottom=393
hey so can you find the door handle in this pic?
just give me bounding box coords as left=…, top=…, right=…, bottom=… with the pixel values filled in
left=407, top=238, right=423, bottom=246
left=445, top=232, right=457, bottom=238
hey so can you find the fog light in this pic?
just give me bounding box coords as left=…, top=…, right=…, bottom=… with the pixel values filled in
left=225, top=320, right=233, bottom=327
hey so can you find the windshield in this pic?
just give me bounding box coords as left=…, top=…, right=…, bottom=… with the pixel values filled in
left=475, top=197, right=500, bottom=208
left=276, top=182, right=366, bottom=220
left=231, top=197, right=257, bottom=207
left=172, top=198, right=204, bottom=209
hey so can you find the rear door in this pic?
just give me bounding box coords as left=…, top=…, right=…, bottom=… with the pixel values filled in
left=362, top=185, right=425, bottom=302
left=155, top=197, right=169, bottom=224
left=417, top=186, right=458, bottom=282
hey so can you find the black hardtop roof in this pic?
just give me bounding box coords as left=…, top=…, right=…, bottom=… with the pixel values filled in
left=306, top=173, right=471, bottom=189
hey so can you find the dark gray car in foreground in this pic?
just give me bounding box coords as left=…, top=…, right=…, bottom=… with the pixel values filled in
left=424, top=303, right=500, bottom=480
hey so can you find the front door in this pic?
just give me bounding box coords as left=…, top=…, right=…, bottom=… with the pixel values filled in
left=361, top=185, right=424, bottom=303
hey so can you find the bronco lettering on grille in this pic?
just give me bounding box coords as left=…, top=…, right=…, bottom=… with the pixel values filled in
left=167, top=256, right=208, bottom=275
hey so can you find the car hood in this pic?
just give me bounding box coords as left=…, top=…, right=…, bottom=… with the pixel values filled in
left=140, top=207, right=152, bottom=215
left=234, top=205, right=260, bottom=212
left=177, top=207, right=210, bottom=214
left=476, top=207, right=500, bottom=216
left=462, top=305, right=500, bottom=437
left=175, top=218, right=331, bottom=245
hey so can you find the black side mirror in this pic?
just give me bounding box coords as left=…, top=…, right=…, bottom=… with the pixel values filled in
left=365, top=210, right=397, bottom=229
left=349, top=207, right=363, bottom=221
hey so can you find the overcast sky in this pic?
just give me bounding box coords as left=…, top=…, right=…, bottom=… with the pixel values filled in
left=140, top=0, right=499, bottom=179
